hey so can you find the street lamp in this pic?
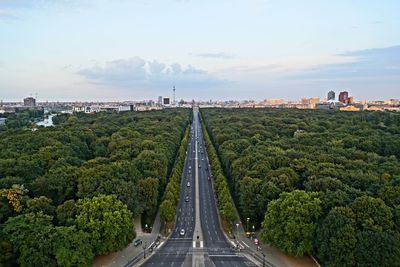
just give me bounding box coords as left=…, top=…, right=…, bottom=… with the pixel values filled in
left=262, top=252, right=266, bottom=267
left=246, top=217, right=250, bottom=233
left=143, top=242, right=146, bottom=259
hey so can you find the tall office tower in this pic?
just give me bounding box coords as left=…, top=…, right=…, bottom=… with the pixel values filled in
left=338, top=91, right=349, bottom=104
left=328, top=90, right=335, bottom=101
left=24, top=97, right=36, bottom=107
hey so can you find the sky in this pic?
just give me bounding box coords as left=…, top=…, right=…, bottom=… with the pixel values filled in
left=0, top=0, right=399, bottom=102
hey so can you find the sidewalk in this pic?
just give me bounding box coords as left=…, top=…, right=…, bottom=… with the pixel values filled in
left=233, top=221, right=318, bottom=267
left=93, top=212, right=163, bottom=267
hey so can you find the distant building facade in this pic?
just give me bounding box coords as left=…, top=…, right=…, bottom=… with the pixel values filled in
left=24, top=97, right=36, bottom=107
left=338, top=91, right=349, bottom=104
left=163, top=98, right=170, bottom=105
left=328, top=90, right=335, bottom=101
left=301, top=97, right=320, bottom=109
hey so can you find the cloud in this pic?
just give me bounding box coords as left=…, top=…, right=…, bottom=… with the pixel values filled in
left=0, top=9, right=18, bottom=20
left=287, top=45, right=400, bottom=81
left=77, top=57, right=229, bottom=89
left=192, top=52, right=234, bottom=59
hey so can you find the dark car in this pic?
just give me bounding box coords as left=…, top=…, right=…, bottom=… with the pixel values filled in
left=133, top=238, right=143, bottom=247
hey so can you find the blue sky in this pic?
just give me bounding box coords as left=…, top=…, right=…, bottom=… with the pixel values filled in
left=0, top=0, right=399, bottom=101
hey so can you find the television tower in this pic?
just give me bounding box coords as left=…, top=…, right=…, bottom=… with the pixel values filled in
left=173, top=86, right=176, bottom=105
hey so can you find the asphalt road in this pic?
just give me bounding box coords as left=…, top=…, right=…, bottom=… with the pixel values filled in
left=141, top=116, right=197, bottom=267
left=196, top=111, right=256, bottom=267
left=142, top=110, right=256, bottom=267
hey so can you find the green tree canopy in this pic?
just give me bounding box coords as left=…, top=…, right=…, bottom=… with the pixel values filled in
left=261, top=190, right=322, bottom=256
left=75, top=194, right=135, bottom=255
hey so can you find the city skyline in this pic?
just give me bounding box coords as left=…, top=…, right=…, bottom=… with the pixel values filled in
left=1, top=0, right=399, bottom=101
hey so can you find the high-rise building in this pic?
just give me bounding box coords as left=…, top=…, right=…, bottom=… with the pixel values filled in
left=163, top=98, right=170, bottom=105
left=158, top=96, right=162, bottom=105
left=338, top=91, right=349, bottom=104
left=24, top=97, right=36, bottom=107
left=327, top=90, right=335, bottom=101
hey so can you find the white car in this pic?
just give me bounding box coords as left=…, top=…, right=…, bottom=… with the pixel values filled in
left=180, top=229, right=185, bottom=236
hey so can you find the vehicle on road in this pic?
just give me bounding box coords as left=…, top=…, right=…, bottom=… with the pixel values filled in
left=133, top=238, right=143, bottom=247
left=185, top=195, right=189, bottom=202
left=208, top=176, right=211, bottom=181
left=254, top=238, right=259, bottom=245
left=187, top=182, right=190, bottom=187
left=180, top=229, right=185, bottom=236
left=198, top=164, right=201, bottom=168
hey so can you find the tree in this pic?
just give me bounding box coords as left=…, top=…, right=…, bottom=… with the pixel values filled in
left=138, top=177, right=159, bottom=214
left=238, top=177, right=263, bottom=223
left=53, top=226, right=94, bottom=267
left=56, top=200, right=76, bottom=226
left=379, top=185, right=400, bottom=208
left=75, top=194, right=135, bottom=255
left=261, top=190, right=322, bottom=256
left=351, top=195, right=394, bottom=232
left=2, top=212, right=57, bottom=267
left=355, top=230, right=400, bottom=267
left=0, top=184, right=28, bottom=213
left=160, top=199, right=175, bottom=223
left=26, top=196, right=56, bottom=216
left=315, top=207, right=357, bottom=267
left=31, top=164, right=78, bottom=205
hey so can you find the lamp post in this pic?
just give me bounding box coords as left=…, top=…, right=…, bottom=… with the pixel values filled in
left=262, top=252, right=265, bottom=267
left=246, top=217, right=250, bottom=233
left=143, top=241, right=147, bottom=259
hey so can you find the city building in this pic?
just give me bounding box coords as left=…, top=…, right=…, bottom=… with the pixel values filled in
left=340, top=105, right=360, bottom=112
left=263, top=98, right=285, bottom=106
left=301, top=97, right=320, bottom=109
left=158, top=96, right=163, bottom=105
left=24, top=97, right=36, bottom=107
left=163, top=98, right=170, bottom=105
left=327, top=90, right=335, bottom=101
left=338, top=91, right=349, bottom=104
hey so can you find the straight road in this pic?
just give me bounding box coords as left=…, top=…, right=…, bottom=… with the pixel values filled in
left=141, top=118, right=197, bottom=267
left=194, top=110, right=256, bottom=267
left=142, top=110, right=256, bottom=267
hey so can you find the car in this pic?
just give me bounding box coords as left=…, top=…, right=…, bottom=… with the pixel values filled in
left=254, top=238, right=259, bottom=245
left=187, top=182, right=190, bottom=187
left=189, top=166, right=191, bottom=169
left=185, top=195, right=189, bottom=202
left=208, top=176, right=211, bottom=181
left=180, top=229, right=185, bottom=236
left=202, top=158, right=204, bottom=161
left=133, top=238, right=143, bottom=247
left=198, top=165, right=201, bottom=168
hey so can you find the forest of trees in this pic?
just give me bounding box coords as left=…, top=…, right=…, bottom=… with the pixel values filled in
left=0, top=109, right=191, bottom=267
left=0, top=108, right=44, bottom=130
left=201, top=108, right=400, bottom=266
